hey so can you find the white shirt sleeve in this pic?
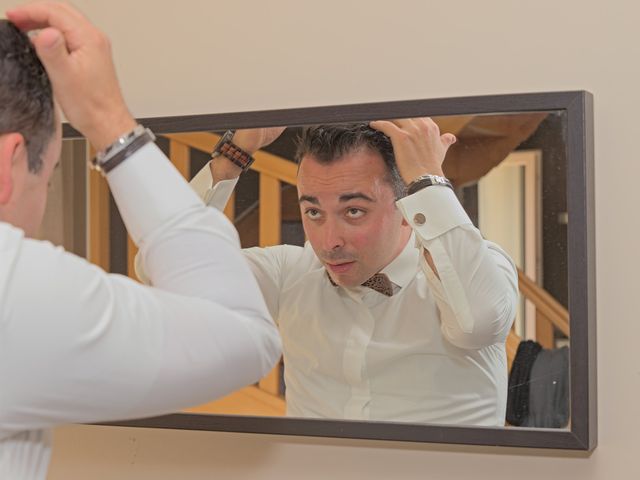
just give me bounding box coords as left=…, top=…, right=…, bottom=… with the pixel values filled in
left=396, top=186, right=518, bottom=350
left=0, top=142, right=281, bottom=436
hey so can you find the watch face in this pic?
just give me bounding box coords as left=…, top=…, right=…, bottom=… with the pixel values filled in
left=212, top=130, right=236, bottom=156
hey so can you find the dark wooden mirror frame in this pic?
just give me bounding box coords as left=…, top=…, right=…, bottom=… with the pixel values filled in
left=64, top=91, right=596, bottom=451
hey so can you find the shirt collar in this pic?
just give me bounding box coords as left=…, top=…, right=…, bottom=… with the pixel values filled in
left=379, top=231, right=419, bottom=289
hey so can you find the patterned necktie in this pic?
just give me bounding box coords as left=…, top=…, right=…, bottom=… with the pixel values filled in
left=362, top=273, right=394, bottom=297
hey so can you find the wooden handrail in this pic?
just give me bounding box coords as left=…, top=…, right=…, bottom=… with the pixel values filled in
left=517, top=269, right=569, bottom=337
left=164, top=132, right=298, bottom=185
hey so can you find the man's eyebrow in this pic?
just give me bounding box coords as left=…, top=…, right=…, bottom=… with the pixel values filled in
left=339, top=192, right=375, bottom=202
left=299, top=193, right=376, bottom=204
left=299, top=195, right=319, bottom=205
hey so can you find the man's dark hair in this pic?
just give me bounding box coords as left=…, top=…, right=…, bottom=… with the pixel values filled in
left=0, top=20, right=55, bottom=174
left=295, top=124, right=406, bottom=199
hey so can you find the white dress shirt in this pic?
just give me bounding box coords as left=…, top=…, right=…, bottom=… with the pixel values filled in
left=148, top=162, right=518, bottom=426
left=0, top=143, right=281, bottom=479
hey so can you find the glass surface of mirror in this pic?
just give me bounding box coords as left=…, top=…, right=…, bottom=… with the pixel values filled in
left=162, top=112, right=570, bottom=430
left=60, top=92, right=595, bottom=450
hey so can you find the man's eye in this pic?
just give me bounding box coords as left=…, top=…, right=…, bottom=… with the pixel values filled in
left=305, top=209, right=322, bottom=219
left=346, top=208, right=365, bottom=219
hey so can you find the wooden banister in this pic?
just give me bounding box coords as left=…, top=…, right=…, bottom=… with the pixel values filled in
left=517, top=269, right=569, bottom=337
left=163, top=132, right=298, bottom=185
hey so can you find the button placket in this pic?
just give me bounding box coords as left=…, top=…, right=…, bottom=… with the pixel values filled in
left=342, top=307, right=375, bottom=419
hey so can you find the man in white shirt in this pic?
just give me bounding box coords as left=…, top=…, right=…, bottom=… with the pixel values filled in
left=165, top=119, right=519, bottom=426
left=0, top=3, right=280, bottom=478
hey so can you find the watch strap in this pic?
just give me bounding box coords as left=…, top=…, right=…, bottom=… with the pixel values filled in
left=406, top=174, right=453, bottom=196
left=91, top=125, right=156, bottom=175
left=211, top=130, right=255, bottom=172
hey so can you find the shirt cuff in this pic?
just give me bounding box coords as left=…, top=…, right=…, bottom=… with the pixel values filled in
left=396, top=186, right=472, bottom=240
left=203, top=179, right=238, bottom=209
left=189, top=160, right=239, bottom=209
left=189, top=160, right=215, bottom=197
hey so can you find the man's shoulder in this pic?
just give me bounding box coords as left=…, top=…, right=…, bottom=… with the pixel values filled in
left=0, top=221, right=25, bottom=252
left=241, top=242, right=322, bottom=289
left=245, top=242, right=321, bottom=270
left=265, top=242, right=317, bottom=262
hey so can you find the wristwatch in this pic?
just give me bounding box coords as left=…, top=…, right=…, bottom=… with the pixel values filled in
left=210, top=130, right=256, bottom=172
left=91, top=125, right=156, bottom=175
left=406, top=174, right=454, bottom=196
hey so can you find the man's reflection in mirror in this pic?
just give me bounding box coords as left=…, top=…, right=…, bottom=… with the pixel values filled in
left=138, top=119, right=519, bottom=426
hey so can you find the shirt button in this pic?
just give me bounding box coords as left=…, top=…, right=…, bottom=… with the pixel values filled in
left=413, top=213, right=426, bottom=225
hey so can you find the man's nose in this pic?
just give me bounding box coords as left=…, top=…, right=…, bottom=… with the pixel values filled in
left=322, top=217, right=345, bottom=251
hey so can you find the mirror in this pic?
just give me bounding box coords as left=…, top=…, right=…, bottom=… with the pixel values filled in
left=60, top=91, right=595, bottom=450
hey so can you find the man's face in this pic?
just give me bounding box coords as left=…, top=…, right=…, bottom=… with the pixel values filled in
left=4, top=114, right=62, bottom=238
left=297, top=147, right=411, bottom=287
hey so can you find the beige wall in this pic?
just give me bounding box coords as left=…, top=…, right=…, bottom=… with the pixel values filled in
left=2, top=0, right=637, bottom=478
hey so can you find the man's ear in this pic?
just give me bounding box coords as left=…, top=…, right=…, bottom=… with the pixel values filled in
left=0, top=133, right=25, bottom=205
